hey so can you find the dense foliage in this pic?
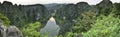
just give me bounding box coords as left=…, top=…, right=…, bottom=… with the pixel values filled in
left=82, top=14, right=120, bottom=37
left=1, top=0, right=120, bottom=37
left=0, top=12, right=10, bottom=26
left=72, top=12, right=96, bottom=33
left=22, top=22, right=43, bottom=37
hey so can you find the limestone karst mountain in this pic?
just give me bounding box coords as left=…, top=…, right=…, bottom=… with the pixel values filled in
left=0, top=1, right=50, bottom=28
left=0, top=0, right=118, bottom=36
left=95, top=0, right=113, bottom=15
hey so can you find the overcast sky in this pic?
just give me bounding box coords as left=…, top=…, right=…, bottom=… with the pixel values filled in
left=0, top=0, right=120, bottom=5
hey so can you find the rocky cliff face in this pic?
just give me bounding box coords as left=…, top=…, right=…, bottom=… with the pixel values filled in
left=0, top=1, right=50, bottom=27
left=54, top=2, right=91, bottom=26
left=52, top=2, right=92, bottom=35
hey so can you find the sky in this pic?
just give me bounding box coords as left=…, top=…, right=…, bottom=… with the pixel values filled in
left=0, top=0, right=120, bottom=5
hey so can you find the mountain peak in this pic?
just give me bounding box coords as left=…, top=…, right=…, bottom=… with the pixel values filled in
left=2, top=1, right=13, bottom=5
left=103, top=0, right=110, bottom=1
left=97, top=0, right=113, bottom=7
left=77, top=2, right=89, bottom=5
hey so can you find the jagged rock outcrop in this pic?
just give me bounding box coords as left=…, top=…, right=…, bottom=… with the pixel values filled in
left=0, top=19, right=23, bottom=37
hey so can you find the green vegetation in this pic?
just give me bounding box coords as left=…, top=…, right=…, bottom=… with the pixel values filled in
left=22, top=22, right=42, bottom=37
left=72, top=12, right=96, bottom=33
left=1, top=0, right=120, bottom=37
left=21, top=13, right=120, bottom=37
left=62, top=4, right=120, bottom=37
left=0, top=13, right=10, bottom=26
left=82, top=14, right=120, bottom=37
left=64, top=14, right=120, bottom=37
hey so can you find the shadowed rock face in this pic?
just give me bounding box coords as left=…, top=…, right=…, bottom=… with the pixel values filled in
left=0, top=31, right=3, bottom=37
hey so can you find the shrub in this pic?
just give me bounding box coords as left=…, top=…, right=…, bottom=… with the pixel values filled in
left=72, top=12, right=96, bottom=33
left=0, top=13, right=10, bottom=26
left=22, top=22, right=46, bottom=37
left=82, top=14, right=120, bottom=37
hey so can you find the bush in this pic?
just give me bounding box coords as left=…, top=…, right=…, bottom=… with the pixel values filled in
left=22, top=22, right=47, bottom=37
left=0, top=13, right=10, bottom=26
left=82, top=14, right=120, bottom=37
left=72, top=12, right=96, bottom=33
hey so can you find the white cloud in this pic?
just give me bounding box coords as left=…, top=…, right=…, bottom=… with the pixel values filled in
left=111, top=0, right=120, bottom=3
left=0, top=0, right=120, bottom=5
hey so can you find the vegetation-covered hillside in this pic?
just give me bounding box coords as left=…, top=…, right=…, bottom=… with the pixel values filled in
left=0, top=0, right=120, bottom=37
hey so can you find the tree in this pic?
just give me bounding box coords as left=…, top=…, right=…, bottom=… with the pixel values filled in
left=82, top=14, right=120, bottom=37
left=22, top=22, right=47, bottom=37
left=72, top=12, right=96, bottom=33
left=0, top=13, right=10, bottom=26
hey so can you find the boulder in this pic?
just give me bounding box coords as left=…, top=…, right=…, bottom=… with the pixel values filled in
left=6, top=26, right=23, bottom=37
left=0, top=19, right=7, bottom=37
left=0, top=19, right=23, bottom=37
left=0, top=25, right=4, bottom=37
